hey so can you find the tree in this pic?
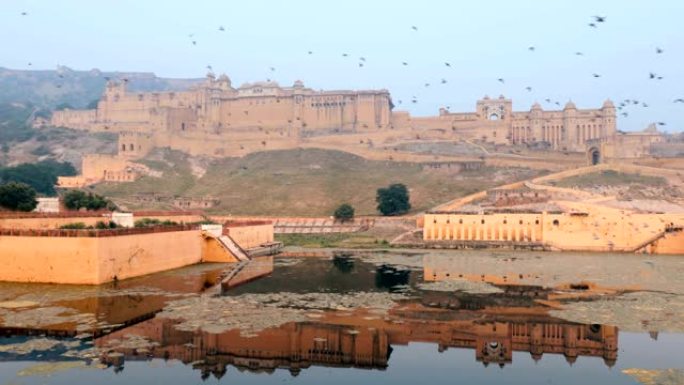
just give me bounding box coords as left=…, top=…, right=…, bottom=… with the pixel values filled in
left=333, top=203, right=355, bottom=222
left=0, top=160, right=77, bottom=196
left=62, top=190, right=115, bottom=211
left=376, top=183, right=411, bottom=216
left=0, top=182, right=38, bottom=212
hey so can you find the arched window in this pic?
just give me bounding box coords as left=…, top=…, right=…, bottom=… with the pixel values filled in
left=129, top=144, right=134, bottom=151
left=553, top=219, right=560, bottom=227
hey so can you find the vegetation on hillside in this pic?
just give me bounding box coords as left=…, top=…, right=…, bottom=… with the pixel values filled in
left=550, top=170, right=667, bottom=188
left=0, top=102, right=37, bottom=144
left=94, top=148, right=544, bottom=216
left=0, top=182, right=38, bottom=212
left=0, top=160, right=76, bottom=196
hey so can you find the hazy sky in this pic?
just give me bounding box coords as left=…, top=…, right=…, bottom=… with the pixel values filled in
left=2, top=0, right=683, bottom=132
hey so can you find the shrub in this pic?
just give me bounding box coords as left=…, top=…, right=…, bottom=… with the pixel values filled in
left=62, top=190, right=115, bottom=211
left=333, top=203, right=355, bottom=222
left=134, top=218, right=178, bottom=228
left=60, top=222, right=88, bottom=230
left=0, top=182, right=38, bottom=212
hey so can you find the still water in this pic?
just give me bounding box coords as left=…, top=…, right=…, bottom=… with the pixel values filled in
left=0, top=250, right=682, bottom=385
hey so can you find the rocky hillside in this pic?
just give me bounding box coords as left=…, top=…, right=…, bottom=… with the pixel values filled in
left=0, top=67, right=201, bottom=109
left=94, top=148, right=544, bottom=216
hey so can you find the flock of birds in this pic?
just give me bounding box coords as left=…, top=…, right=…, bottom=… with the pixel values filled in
left=17, top=11, right=682, bottom=128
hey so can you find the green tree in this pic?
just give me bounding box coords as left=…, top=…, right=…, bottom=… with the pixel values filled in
left=62, top=190, right=115, bottom=211
left=0, top=182, right=38, bottom=212
left=376, top=183, right=411, bottom=216
left=0, top=160, right=77, bottom=196
left=333, top=203, right=355, bottom=222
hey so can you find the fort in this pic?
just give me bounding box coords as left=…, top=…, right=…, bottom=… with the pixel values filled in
left=48, top=74, right=670, bottom=188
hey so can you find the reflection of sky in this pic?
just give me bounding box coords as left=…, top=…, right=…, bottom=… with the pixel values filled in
left=3, top=0, right=684, bottom=132
left=0, top=334, right=681, bottom=384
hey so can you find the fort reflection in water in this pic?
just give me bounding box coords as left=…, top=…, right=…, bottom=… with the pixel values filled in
left=0, top=255, right=618, bottom=380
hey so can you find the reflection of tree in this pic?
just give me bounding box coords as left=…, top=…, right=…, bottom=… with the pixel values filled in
left=333, top=254, right=355, bottom=273
left=375, top=264, right=410, bottom=290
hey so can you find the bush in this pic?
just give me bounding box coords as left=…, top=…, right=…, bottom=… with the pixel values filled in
left=0, top=160, right=77, bottom=196
left=62, top=190, right=115, bottom=211
left=0, top=182, right=38, bottom=212
left=134, top=218, right=178, bottom=228
left=376, top=183, right=411, bottom=216
left=59, top=222, right=88, bottom=230
left=333, top=203, right=355, bottom=222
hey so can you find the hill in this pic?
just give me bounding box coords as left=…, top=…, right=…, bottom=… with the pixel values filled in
left=0, top=67, right=201, bottom=109
left=93, top=148, right=544, bottom=216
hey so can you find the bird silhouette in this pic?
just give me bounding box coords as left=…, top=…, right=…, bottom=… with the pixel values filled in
left=649, top=72, right=656, bottom=79
left=497, top=78, right=505, bottom=83
left=27, top=62, right=32, bottom=66
left=270, top=67, right=275, bottom=72
left=657, top=122, right=666, bottom=126
left=192, top=41, right=197, bottom=45
left=588, top=23, right=597, bottom=28
left=656, top=47, right=664, bottom=54
left=445, top=62, right=451, bottom=67
left=674, top=99, right=684, bottom=103
left=593, top=16, right=607, bottom=23
left=575, top=52, right=584, bottom=56
left=342, top=53, right=349, bottom=57
left=359, top=63, right=364, bottom=68
left=308, top=51, right=313, bottom=55
left=425, top=83, right=431, bottom=87
left=359, top=57, right=366, bottom=62
left=621, top=112, right=629, bottom=117
left=528, top=46, right=535, bottom=51
left=545, top=98, right=551, bottom=103
left=21, top=12, right=27, bottom=16
left=592, top=73, right=601, bottom=78
left=642, top=103, right=649, bottom=108
left=218, top=26, right=225, bottom=32
left=525, top=87, right=532, bottom=92
left=441, top=79, right=447, bottom=84
left=555, top=101, right=561, bottom=106
left=411, top=26, right=418, bottom=31
left=402, top=62, right=408, bottom=66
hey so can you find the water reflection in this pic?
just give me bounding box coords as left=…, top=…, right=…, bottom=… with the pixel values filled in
left=0, top=251, right=679, bottom=383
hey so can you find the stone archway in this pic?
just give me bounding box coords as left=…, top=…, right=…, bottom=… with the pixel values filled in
left=588, top=147, right=601, bottom=165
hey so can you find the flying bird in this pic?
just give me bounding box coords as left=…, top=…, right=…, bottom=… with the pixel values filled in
left=674, top=99, right=684, bottom=103
left=592, top=73, right=601, bottom=78
left=441, top=79, right=447, bottom=84
left=621, top=112, right=629, bottom=117
left=308, top=51, right=313, bottom=55
left=593, top=16, right=607, bottom=23
left=528, top=46, right=535, bottom=51
left=192, top=41, right=197, bottom=46
left=411, top=26, right=418, bottom=31
left=445, top=62, right=451, bottom=67
left=270, top=67, right=275, bottom=72
left=497, top=78, right=505, bottom=83
left=21, top=12, right=27, bottom=16
left=358, top=63, right=364, bottom=68
left=27, top=62, right=32, bottom=66
left=402, top=62, right=408, bottom=66
left=544, top=98, right=551, bottom=103
left=657, top=122, right=666, bottom=126
left=425, top=83, right=431, bottom=87
left=218, top=26, right=225, bottom=32
left=588, top=23, right=597, bottom=28
left=525, top=86, right=532, bottom=92
left=656, top=47, right=664, bottom=54
left=575, top=52, right=584, bottom=56
left=342, top=53, right=349, bottom=57
left=642, top=103, right=649, bottom=108
left=359, top=57, right=366, bottom=62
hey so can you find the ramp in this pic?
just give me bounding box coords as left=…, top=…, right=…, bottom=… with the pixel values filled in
left=217, top=234, right=250, bottom=262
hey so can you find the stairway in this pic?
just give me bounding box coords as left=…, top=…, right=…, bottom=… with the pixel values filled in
left=217, top=234, right=250, bottom=262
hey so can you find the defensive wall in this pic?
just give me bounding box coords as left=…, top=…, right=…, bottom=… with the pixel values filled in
left=0, top=213, right=276, bottom=284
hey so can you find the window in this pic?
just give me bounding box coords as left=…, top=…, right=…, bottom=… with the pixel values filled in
left=553, top=219, right=560, bottom=226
